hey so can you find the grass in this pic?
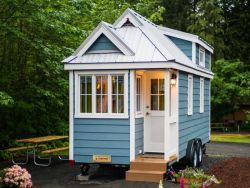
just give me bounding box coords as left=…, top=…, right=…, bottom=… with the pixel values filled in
left=211, top=133, right=250, bottom=144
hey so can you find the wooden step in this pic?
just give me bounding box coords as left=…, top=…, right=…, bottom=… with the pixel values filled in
left=126, top=170, right=165, bottom=182
left=130, top=161, right=167, bottom=171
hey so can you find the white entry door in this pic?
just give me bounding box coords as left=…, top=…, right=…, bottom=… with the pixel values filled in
left=144, top=72, right=165, bottom=153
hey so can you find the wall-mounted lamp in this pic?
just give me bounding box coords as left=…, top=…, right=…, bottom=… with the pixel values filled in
left=170, top=73, right=177, bottom=85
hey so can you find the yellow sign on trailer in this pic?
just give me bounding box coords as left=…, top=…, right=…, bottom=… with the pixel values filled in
left=92, top=155, right=112, bottom=163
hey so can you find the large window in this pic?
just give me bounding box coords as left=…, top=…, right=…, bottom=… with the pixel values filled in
left=200, top=78, right=204, bottom=113
left=76, top=71, right=128, bottom=118
left=187, top=75, right=193, bottom=115
left=199, top=47, right=205, bottom=67
left=112, top=75, right=124, bottom=113
left=80, top=76, right=92, bottom=113
left=136, top=76, right=142, bottom=113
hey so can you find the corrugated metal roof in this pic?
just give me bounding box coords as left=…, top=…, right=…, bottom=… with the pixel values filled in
left=63, top=8, right=213, bottom=72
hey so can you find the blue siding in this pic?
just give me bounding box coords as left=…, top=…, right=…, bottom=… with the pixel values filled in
left=87, top=34, right=120, bottom=52
left=168, top=36, right=192, bottom=60
left=205, top=50, right=211, bottom=70
left=178, top=71, right=210, bottom=159
left=135, top=118, right=144, bottom=155
left=74, top=118, right=130, bottom=164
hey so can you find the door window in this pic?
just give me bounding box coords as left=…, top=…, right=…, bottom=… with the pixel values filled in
left=150, top=79, right=164, bottom=111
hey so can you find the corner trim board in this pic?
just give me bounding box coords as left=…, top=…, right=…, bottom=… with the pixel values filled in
left=69, top=71, right=74, bottom=160
left=129, top=70, right=135, bottom=161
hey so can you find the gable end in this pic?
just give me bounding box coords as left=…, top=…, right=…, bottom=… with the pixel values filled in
left=86, top=34, right=121, bottom=54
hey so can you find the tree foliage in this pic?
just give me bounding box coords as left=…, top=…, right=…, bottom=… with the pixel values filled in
left=211, top=59, right=250, bottom=121
left=0, top=0, right=249, bottom=148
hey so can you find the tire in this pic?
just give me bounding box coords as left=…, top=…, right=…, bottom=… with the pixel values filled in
left=196, top=140, right=203, bottom=167
left=186, top=139, right=198, bottom=168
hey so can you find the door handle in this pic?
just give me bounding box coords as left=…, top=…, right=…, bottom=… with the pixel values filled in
left=146, top=112, right=150, bottom=116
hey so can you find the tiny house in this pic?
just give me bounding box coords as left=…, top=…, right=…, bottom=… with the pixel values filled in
left=63, top=9, right=213, bottom=182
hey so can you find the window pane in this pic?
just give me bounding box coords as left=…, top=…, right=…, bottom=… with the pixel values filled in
left=87, top=95, right=92, bottom=113
left=80, top=77, right=85, bottom=94
left=112, top=95, right=117, bottom=113
left=118, top=76, right=124, bottom=94
left=96, top=95, right=101, bottom=113
left=112, top=76, right=117, bottom=94
left=137, top=95, right=141, bottom=112
left=80, top=95, right=86, bottom=113
left=159, top=79, right=164, bottom=94
left=118, top=95, right=124, bottom=113
left=159, top=95, right=164, bottom=111
left=96, top=76, right=101, bottom=94
left=151, top=95, right=158, bottom=110
left=102, top=76, right=108, bottom=94
left=136, top=78, right=139, bottom=94
left=102, top=95, right=108, bottom=113
left=151, top=79, right=158, bottom=94
left=86, top=76, right=92, bottom=94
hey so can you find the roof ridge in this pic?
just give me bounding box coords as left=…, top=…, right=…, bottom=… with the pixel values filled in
left=136, top=26, right=169, bottom=61
left=126, top=8, right=157, bottom=28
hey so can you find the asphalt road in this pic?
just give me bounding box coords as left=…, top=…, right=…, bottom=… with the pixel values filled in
left=1, top=141, right=249, bottom=188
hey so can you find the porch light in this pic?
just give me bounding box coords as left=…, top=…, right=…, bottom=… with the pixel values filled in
left=170, top=73, right=177, bottom=85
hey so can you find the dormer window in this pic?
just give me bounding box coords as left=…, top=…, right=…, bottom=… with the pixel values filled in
left=199, top=47, right=205, bottom=67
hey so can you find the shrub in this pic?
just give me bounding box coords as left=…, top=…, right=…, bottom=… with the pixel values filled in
left=0, top=165, right=32, bottom=188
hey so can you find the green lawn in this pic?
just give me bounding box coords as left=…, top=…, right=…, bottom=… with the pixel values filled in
left=211, top=133, right=250, bottom=144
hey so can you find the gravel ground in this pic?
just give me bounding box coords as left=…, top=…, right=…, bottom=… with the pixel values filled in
left=206, top=141, right=250, bottom=157
left=0, top=141, right=249, bottom=188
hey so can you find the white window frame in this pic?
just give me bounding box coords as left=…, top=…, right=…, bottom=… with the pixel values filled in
left=200, top=78, right=204, bottom=113
left=199, top=47, right=205, bottom=67
left=74, top=70, right=128, bottom=119
left=187, top=74, right=193, bottom=115
left=136, top=75, right=142, bottom=116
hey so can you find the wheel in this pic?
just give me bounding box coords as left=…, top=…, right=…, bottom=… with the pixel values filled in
left=186, top=139, right=198, bottom=168
left=196, top=141, right=203, bottom=167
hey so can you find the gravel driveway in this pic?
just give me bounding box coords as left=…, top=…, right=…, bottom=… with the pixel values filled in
left=1, top=141, right=249, bottom=188
left=206, top=141, right=250, bottom=157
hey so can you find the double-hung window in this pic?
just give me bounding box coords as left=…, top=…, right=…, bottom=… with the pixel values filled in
left=199, top=47, right=205, bottom=67
left=80, top=76, right=92, bottom=113
left=200, top=78, right=204, bottom=113
left=76, top=71, right=128, bottom=118
left=112, top=75, right=124, bottom=113
left=136, top=76, right=142, bottom=114
left=96, top=75, right=108, bottom=113
left=187, top=75, right=193, bottom=115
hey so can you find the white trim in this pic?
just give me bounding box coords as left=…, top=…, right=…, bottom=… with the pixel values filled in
left=73, top=22, right=134, bottom=56
left=64, top=62, right=213, bottom=79
left=157, top=26, right=214, bottom=53
left=69, top=71, right=74, bottom=160
left=129, top=70, right=135, bottom=161
left=199, top=47, right=205, bottom=67
left=176, top=71, right=180, bottom=161
left=192, top=42, right=196, bottom=64
left=200, top=78, right=204, bottom=113
left=74, top=70, right=129, bottom=119
left=164, top=69, right=170, bottom=160
left=187, top=74, right=193, bottom=115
